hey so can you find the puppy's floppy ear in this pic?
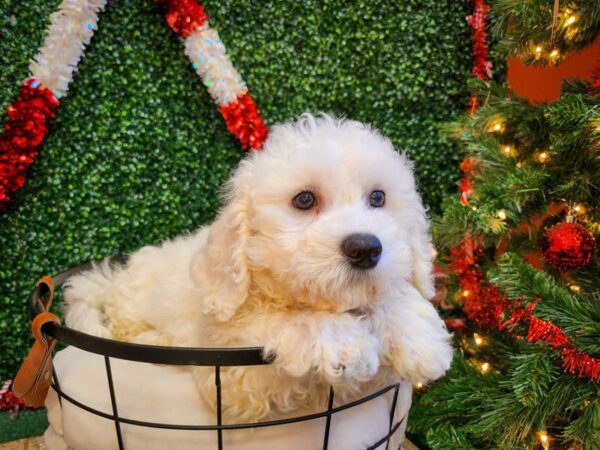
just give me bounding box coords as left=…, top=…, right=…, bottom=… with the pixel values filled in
left=191, top=174, right=252, bottom=322
left=409, top=205, right=436, bottom=300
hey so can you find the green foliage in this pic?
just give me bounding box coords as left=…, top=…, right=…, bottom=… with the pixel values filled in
left=0, top=409, right=48, bottom=443
left=421, top=77, right=600, bottom=450
left=491, top=0, right=600, bottom=65
left=411, top=347, right=600, bottom=449
left=0, top=0, right=473, bottom=380
left=436, top=79, right=600, bottom=251
left=491, top=253, right=600, bottom=355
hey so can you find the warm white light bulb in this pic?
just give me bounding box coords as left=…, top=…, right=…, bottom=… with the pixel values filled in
left=538, top=430, right=550, bottom=450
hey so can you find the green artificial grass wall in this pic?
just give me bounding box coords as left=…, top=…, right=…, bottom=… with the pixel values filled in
left=0, top=0, right=472, bottom=381
left=0, top=409, right=48, bottom=443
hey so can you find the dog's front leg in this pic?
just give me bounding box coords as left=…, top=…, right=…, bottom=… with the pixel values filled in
left=260, top=311, right=381, bottom=385
left=371, top=286, right=453, bottom=385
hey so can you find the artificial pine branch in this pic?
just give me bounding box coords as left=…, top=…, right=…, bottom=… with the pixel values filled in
left=491, top=0, right=600, bottom=66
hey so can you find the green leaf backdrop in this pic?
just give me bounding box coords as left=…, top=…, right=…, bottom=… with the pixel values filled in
left=0, top=0, right=472, bottom=380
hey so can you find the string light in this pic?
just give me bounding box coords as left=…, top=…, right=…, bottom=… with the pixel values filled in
left=572, top=203, right=586, bottom=215
left=516, top=161, right=524, bottom=169
left=501, top=144, right=517, bottom=157
left=416, top=382, right=424, bottom=389
left=569, top=284, right=581, bottom=293
left=462, top=289, right=471, bottom=298
left=550, top=49, right=560, bottom=60
left=473, top=332, right=484, bottom=346
left=486, top=118, right=505, bottom=133
left=471, top=206, right=478, bottom=211
left=496, top=210, right=507, bottom=220
left=480, top=362, right=491, bottom=374
left=536, top=151, right=550, bottom=163
left=565, top=15, right=577, bottom=26
left=538, top=430, right=550, bottom=450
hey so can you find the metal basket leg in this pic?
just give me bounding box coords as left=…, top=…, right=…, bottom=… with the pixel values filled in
left=322, top=386, right=335, bottom=450
left=386, top=384, right=400, bottom=450
left=215, top=366, right=223, bottom=450
left=104, top=356, right=125, bottom=450
left=51, top=367, right=63, bottom=407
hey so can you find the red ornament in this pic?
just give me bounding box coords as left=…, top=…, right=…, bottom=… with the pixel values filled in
left=161, top=0, right=208, bottom=38
left=219, top=93, right=268, bottom=150
left=541, top=222, right=596, bottom=271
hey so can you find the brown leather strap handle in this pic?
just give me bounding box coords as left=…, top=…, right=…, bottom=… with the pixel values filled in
left=13, top=276, right=60, bottom=407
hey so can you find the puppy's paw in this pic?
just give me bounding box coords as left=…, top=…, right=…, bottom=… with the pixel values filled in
left=388, top=334, right=453, bottom=384
left=321, top=332, right=380, bottom=384
left=264, top=315, right=380, bottom=384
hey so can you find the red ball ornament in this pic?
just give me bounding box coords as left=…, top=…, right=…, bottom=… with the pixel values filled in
left=541, top=222, right=596, bottom=271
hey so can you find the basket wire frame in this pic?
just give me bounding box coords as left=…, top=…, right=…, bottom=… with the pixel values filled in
left=33, top=259, right=406, bottom=450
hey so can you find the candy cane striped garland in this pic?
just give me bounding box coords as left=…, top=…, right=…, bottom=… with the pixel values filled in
left=161, top=0, right=268, bottom=150
left=0, top=0, right=105, bottom=210
left=0, top=0, right=268, bottom=210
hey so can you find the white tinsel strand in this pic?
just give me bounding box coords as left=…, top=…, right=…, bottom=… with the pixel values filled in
left=184, top=24, right=247, bottom=106
left=29, top=0, right=107, bottom=98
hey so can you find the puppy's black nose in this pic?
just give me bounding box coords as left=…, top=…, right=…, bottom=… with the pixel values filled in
left=341, top=233, right=382, bottom=269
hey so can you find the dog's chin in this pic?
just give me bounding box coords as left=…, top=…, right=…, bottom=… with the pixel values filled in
left=286, top=267, right=386, bottom=313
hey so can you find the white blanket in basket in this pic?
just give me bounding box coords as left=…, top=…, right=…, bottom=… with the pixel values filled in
left=44, top=347, right=411, bottom=450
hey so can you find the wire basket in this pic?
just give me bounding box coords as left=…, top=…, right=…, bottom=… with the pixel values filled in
left=31, top=258, right=405, bottom=450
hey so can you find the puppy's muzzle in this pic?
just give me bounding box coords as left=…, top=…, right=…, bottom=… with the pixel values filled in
left=341, top=233, right=382, bottom=270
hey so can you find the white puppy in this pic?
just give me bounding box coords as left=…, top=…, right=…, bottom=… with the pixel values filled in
left=64, top=113, right=452, bottom=424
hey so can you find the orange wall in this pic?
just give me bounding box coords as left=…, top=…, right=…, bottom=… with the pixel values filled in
left=507, top=37, right=600, bottom=103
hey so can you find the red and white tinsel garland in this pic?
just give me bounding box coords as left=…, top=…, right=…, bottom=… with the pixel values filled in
left=1, top=0, right=269, bottom=211
left=0, top=0, right=105, bottom=210
left=0, top=379, right=31, bottom=413
left=160, top=0, right=268, bottom=150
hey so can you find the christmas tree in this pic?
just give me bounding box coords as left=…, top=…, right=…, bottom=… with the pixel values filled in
left=409, top=2, right=600, bottom=449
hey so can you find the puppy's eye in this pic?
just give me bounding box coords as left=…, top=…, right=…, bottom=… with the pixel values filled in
left=369, top=190, right=385, bottom=207
left=293, top=191, right=317, bottom=210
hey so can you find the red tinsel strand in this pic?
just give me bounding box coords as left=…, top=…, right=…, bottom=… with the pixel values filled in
left=463, top=282, right=511, bottom=330
left=562, top=348, right=600, bottom=383
left=501, top=300, right=536, bottom=333
left=458, top=157, right=478, bottom=205
left=219, top=93, right=268, bottom=150
left=0, top=379, right=31, bottom=412
left=161, top=0, right=208, bottom=37
left=448, top=234, right=600, bottom=383
left=467, top=0, right=492, bottom=81
left=467, top=96, right=480, bottom=115
left=527, top=316, right=569, bottom=348
left=0, top=80, right=59, bottom=209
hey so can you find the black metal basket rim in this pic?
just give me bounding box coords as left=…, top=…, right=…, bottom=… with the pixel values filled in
left=32, top=257, right=269, bottom=366
left=51, top=381, right=399, bottom=431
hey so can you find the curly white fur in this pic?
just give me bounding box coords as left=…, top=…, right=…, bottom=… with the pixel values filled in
left=63, top=113, right=452, bottom=425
